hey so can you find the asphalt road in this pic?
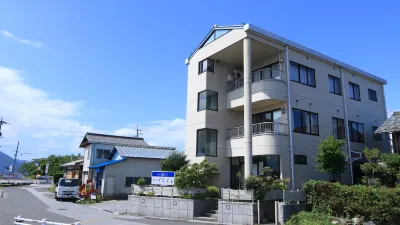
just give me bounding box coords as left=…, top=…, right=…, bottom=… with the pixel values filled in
left=0, top=186, right=76, bottom=225
left=0, top=186, right=211, bottom=225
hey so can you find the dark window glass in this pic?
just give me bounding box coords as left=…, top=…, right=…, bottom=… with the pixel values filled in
left=328, top=75, right=342, bottom=95
left=290, top=62, right=299, bottom=82
left=349, top=82, right=361, bottom=101
left=349, top=121, right=365, bottom=143
left=198, top=90, right=218, bottom=111
left=197, top=129, right=217, bottom=156
left=368, top=89, right=377, bottom=102
left=290, top=61, right=316, bottom=87
left=294, top=155, right=307, bottom=165
left=125, top=177, right=134, bottom=187
left=198, top=59, right=214, bottom=74
left=372, top=126, right=382, bottom=141
left=292, top=109, right=319, bottom=135
left=96, top=149, right=103, bottom=159
left=332, top=117, right=345, bottom=139
left=59, top=179, right=79, bottom=187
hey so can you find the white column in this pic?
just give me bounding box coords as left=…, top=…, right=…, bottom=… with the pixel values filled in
left=285, top=45, right=295, bottom=191
left=243, top=37, right=253, bottom=179
left=340, top=67, right=353, bottom=184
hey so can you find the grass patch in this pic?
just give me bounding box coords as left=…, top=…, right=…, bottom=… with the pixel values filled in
left=47, top=185, right=56, bottom=193
left=286, top=212, right=333, bottom=225
left=0, top=186, right=4, bottom=189
left=76, top=199, right=97, bottom=205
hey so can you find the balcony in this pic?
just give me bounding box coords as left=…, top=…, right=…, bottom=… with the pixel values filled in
left=226, top=68, right=287, bottom=109
left=226, top=122, right=288, bottom=139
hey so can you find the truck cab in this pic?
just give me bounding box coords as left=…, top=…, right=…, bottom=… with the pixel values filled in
left=55, top=178, right=80, bottom=200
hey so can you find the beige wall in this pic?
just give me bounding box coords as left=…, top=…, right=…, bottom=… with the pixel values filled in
left=185, top=28, right=390, bottom=190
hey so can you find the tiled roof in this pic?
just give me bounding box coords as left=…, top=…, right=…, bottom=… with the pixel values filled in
left=375, top=112, right=400, bottom=134
left=79, top=132, right=148, bottom=147
left=60, top=159, right=84, bottom=167
left=114, top=146, right=175, bottom=159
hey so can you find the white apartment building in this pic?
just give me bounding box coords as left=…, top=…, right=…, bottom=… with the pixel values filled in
left=184, top=24, right=391, bottom=190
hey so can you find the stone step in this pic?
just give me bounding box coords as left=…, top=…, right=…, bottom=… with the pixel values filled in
left=194, top=216, right=218, bottom=222
left=205, top=213, right=218, bottom=219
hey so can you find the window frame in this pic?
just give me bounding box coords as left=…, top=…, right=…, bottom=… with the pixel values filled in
left=290, top=61, right=316, bottom=87
left=332, top=117, right=346, bottom=139
left=368, top=89, right=378, bottom=102
left=294, top=155, right=308, bottom=165
left=348, top=121, right=365, bottom=143
left=349, top=82, right=361, bottom=101
left=197, top=90, right=218, bottom=111
left=328, top=75, right=342, bottom=95
left=196, top=128, right=218, bottom=157
left=96, top=149, right=111, bottom=159
left=292, top=108, right=319, bottom=136
left=372, top=126, right=382, bottom=141
left=198, top=58, right=214, bottom=74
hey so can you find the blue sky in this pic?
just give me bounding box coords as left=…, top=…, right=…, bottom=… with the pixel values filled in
left=0, top=0, right=399, bottom=161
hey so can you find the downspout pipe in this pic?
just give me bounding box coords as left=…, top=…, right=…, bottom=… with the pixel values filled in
left=340, top=67, right=353, bottom=184
left=285, top=45, right=295, bottom=191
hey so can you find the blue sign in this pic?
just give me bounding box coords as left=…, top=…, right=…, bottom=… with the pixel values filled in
left=151, top=171, right=175, bottom=186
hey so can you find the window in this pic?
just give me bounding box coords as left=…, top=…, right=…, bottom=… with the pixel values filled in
left=201, top=30, right=230, bottom=48
left=293, top=109, right=319, bottom=135
left=294, top=155, right=307, bottom=165
left=198, top=90, right=218, bottom=111
left=368, top=89, right=377, bottom=102
left=372, top=126, right=382, bottom=141
left=290, top=61, right=316, bottom=87
left=349, top=121, right=364, bottom=143
left=349, top=82, right=361, bottom=101
left=96, top=149, right=111, bottom=159
left=125, top=177, right=151, bottom=187
left=198, top=59, right=214, bottom=74
left=328, top=75, right=341, bottom=95
left=197, top=128, right=217, bottom=156
left=332, top=117, right=346, bottom=139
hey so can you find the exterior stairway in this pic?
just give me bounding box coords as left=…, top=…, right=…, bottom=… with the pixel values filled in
left=194, top=202, right=218, bottom=222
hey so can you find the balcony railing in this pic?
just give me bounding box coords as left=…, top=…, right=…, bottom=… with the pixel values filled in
left=226, top=122, right=288, bottom=139
left=226, top=68, right=285, bottom=92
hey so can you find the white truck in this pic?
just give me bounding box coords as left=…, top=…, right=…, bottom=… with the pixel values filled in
left=55, top=178, right=80, bottom=200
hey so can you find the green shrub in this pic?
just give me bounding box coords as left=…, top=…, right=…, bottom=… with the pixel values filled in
left=180, top=193, right=193, bottom=199
left=136, top=177, right=147, bottom=186
left=47, top=185, right=56, bottom=193
left=137, top=191, right=145, bottom=196
left=245, top=167, right=289, bottom=200
left=286, top=211, right=332, bottom=225
left=160, top=151, right=189, bottom=171
left=146, top=192, right=155, bottom=197
left=206, top=186, right=220, bottom=199
left=303, top=180, right=400, bottom=224
left=175, top=159, right=218, bottom=189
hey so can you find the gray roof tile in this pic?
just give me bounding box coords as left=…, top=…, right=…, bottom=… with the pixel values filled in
left=115, top=146, right=175, bottom=159
left=375, top=112, right=400, bottom=133
left=79, top=132, right=148, bottom=147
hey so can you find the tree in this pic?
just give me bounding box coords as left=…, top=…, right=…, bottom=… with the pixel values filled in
left=18, top=154, right=82, bottom=176
left=174, top=159, right=218, bottom=189
left=160, top=151, right=189, bottom=171
left=315, top=136, right=346, bottom=181
left=245, top=167, right=289, bottom=200
left=361, top=147, right=383, bottom=186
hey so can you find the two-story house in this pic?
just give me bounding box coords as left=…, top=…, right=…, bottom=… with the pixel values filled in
left=184, top=24, right=391, bottom=190
left=79, top=132, right=175, bottom=197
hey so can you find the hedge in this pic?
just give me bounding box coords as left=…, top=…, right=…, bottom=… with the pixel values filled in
left=286, top=211, right=332, bottom=225
left=303, top=181, right=400, bottom=224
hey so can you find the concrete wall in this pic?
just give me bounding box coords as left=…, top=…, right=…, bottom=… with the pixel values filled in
left=128, top=195, right=217, bottom=220
left=103, top=158, right=162, bottom=197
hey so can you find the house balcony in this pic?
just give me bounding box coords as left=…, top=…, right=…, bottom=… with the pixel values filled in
left=226, top=68, right=287, bottom=110
left=226, top=122, right=289, bottom=157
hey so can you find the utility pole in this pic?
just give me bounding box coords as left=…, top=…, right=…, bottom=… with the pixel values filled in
left=0, top=117, right=10, bottom=138
left=135, top=125, right=142, bottom=138
left=12, top=141, right=19, bottom=174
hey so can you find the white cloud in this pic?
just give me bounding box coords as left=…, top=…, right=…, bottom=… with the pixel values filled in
left=0, top=30, right=43, bottom=48
left=114, top=118, right=186, bottom=150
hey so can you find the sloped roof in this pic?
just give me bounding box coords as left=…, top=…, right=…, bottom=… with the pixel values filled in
left=186, top=23, right=387, bottom=85
left=60, top=159, right=84, bottom=167
left=79, top=132, right=148, bottom=148
left=88, top=159, right=126, bottom=169
left=113, top=145, right=175, bottom=159
left=375, top=112, right=400, bottom=134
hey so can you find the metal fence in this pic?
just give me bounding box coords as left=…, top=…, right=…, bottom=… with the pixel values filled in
left=226, top=122, right=288, bottom=139
left=14, top=216, right=80, bottom=225
left=226, top=68, right=285, bottom=92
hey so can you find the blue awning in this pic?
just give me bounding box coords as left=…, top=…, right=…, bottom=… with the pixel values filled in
left=88, top=158, right=126, bottom=169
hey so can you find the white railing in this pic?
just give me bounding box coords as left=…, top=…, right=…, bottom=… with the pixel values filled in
left=226, top=68, right=285, bottom=92
left=226, top=122, right=288, bottom=139
left=14, top=216, right=80, bottom=225
left=221, top=189, right=285, bottom=201
left=131, top=184, right=205, bottom=197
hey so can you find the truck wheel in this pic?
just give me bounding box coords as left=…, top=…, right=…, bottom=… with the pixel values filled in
left=55, top=193, right=59, bottom=201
